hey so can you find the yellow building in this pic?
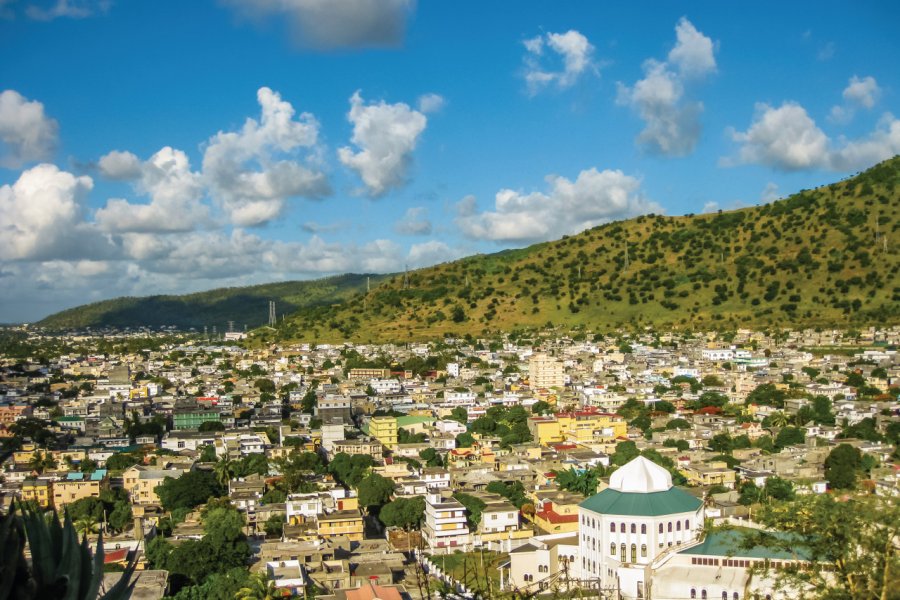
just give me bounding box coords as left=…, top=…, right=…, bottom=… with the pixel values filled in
left=21, top=478, right=52, bottom=508
left=123, top=465, right=188, bottom=505
left=528, top=409, right=627, bottom=446
left=317, top=509, right=365, bottom=541
left=681, top=461, right=737, bottom=488
left=52, top=470, right=106, bottom=508
left=369, top=416, right=398, bottom=449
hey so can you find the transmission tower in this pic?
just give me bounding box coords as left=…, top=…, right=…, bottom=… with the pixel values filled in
left=268, top=301, right=276, bottom=327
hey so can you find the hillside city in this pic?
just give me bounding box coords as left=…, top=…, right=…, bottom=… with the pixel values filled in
left=0, top=325, right=897, bottom=599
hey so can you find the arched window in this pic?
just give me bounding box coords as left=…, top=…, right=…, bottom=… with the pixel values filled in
left=630, top=523, right=636, bottom=533
left=668, top=522, right=673, bottom=532
left=620, top=543, right=626, bottom=559
left=641, top=544, right=647, bottom=557
left=610, top=543, right=616, bottom=555
left=722, top=592, right=728, bottom=600
left=610, top=522, right=616, bottom=532
left=620, top=522, right=626, bottom=533
left=641, top=524, right=647, bottom=534
left=631, top=544, right=637, bottom=563
left=592, top=539, right=596, bottom=551
left=702, top=590, right=707, bottom=600
left=691, top=590, right=697, bottom=599
left=659, top=523, right=664, bottom=534
left=677, top=521, right=682, bottom=531
left=733, top=593, right=739, bottom=600
left=685, top=519, right=690, bottom=529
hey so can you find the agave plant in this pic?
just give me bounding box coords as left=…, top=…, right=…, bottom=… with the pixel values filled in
left=0, top=503, right=136, bottom=600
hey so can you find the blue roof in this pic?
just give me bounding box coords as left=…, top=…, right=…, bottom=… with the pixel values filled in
left=90, top=469, right=107, bottom=480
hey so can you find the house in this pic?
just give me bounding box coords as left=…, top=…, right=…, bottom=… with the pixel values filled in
left=52, top=470, right=107, bottom=508
left=317, top=509, right=364, bottom=541
left=421, top=493, right=469, bottom=552
left=507, top=532, right=579, bottom=592
left=123, top=465, right=188, bottom=505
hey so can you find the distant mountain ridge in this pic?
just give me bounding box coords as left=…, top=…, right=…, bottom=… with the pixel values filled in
left=271, top=156, right=900, bottom=342
left=38, top=157, right=900, bottom=339
left=36, top=274, right=389, bottom=330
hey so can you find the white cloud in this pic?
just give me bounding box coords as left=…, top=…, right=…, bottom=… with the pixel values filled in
left=202, top=86, right=330, bottom=226
left=407, top=240, right=462, bottom=268
left=728, top=102, right=830, bottom=170
left=728, top=101, right=900, bottom=172
left=702, top=201, right=719, bottom=213
left=417, top=93, right=445, bottom=114
left=394, top=206, right=432, bottom=235
left=761, top=182, right=780, bottom=203
left=829, top=75, right=881, bottom=123
left=0, top=90, right=59, bottom=168
left=95, top=146, right=209, bottom=233
left=843, top=75, right=880, bottom=109
left=24, top=0, right=109, bottom=20
left=220, top=0, right=415, bottom=49
left=0, top=163, right=110, bottom=261
left=337, top=91, right=428, bottom=197
left=98, top=150, right=143, bottom=180
left=667, top=17, right=717, bottom=78
left=456, top=167, right=662, bottom=243
left=616, top=18, right=716, bottom=156
left=523, top=30, right=596, bottom=94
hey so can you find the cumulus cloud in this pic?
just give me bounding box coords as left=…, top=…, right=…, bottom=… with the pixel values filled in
left=761, top=182, right=780, bottom=203
left=338, top=91, right=428, bottom=197
left=616, top=17, right=716, bottom=156
left=830, top=75, right=881, bottom=123
left=727, top=101, right=900, bottom=172
left=202, top=86, right=330, bottom=226
left=220, top=0, right=415, bottom=50
left=393, top=206, right=432, bottom=235
left=24, top=0, right=110, bottom=20
left=523, top=29, right=597, bottom=94
left=95, top=146, right=209, bottom=233
left=0, top=163, right=113, bottom=261
left=407, top=240, right=462, bottom=268
left=456, top=167, right=662, bottom=243
left=0, top=90, right=59, bottom=168
left=417, top=93, right=445, bottom=114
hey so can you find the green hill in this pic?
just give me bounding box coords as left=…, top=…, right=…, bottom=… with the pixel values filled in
left=36, top=274, right=389, bottom=330
left=270, top=157, right=900, bottom=342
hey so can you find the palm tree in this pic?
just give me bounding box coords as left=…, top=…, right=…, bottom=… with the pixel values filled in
left=74, top=514, right=99, bottom=539
left=213, top=456, right=235, bottom=488
left=769, top=411, right=790, bottom=428
left=235, top=572, right=279, bottom=600
left=28, top=451, right=46, bottom=474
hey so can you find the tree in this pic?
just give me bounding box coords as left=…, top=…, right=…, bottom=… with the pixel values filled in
left=455, top=431, right=475, bottom=448
left=327, top=453, right=373, bottom=488
left=709, top=433, right=734, bottom=454
left=554, top=467, right=599, bottom=497
left=419, top=447, right=443, bottom=467
left=663, top=439, right=690, bottom=452
left=665, top=418, right=691, bottom=430
left=254, top=378, right=275, bottom=394
left=235, top=572, right=279, bottom=600
left=212, top=457, right=236, bottom=488
left=198, top=420, right=224, bottom=432
left=263, top=514, right=285, bottom=537
left=453, top=492, right=485, bottom=529
left=357, top=473, right=395, bottom=509
left=774, top=426, right=805, bottom=449
left=198, top=444, right=217, bottom=463
left=74, top=514, right=99, bottom=538
left=611, top=440, right=640, bottom=466
left=763, top=476, right=794, bottom=501
left=155, top=470, right=223, bottom=511
left=107, top=501, right=133, bottom=534
left=105, top=451, right=142, bottom=471
left=379, top=496, right=426, bottom=530
left=742, top=494, right=900, bottom=600
left=825, top=443, right=863, bottom=490
left=654, top=400, right=676, bottom=413
left=767, top=411, right=790, bottom=428
left=449, top=407, right=468, bottom=425
left=531, top=401, right=553, bottom=415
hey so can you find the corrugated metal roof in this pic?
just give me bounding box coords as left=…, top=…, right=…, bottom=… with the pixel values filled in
left=579, top=487, right=702, bottom=516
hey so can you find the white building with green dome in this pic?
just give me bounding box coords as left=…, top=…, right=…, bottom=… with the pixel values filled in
left=578, top=456, right=704, bottom=598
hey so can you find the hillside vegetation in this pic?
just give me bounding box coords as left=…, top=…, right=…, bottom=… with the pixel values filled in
left=37, top=274, right=389, bottom=330
left=271, top=157, right=900, bottom=342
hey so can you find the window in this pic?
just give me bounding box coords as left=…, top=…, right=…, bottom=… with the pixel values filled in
left=677, top=521, right=682, bottom=531
left=702, top=590, right=707, bottom=600
left=668, top=522, right=673, bottom=532
left=631, top=523, right=636, bottom=533
left=659, top=523, right=664, bottom=534
left=621, top=543, right=626, bottom=559
left=610, top=543, right=616, bottom=555
left=641, top=544, right=647, bottom=557
left=723, top=593, right=728, bottom=600
left=691, top=590, right=697, bottom=599
left=620, top=522, right=626, bottom=533
left=610, top=522, right=616, bottom=532
left=641, top=524, right=647, bottom=534
left=733, top=594, right=739, bottom=600
left=685, top=519, right=690, bottom=529
left=631, top=544, right=637, bottom=563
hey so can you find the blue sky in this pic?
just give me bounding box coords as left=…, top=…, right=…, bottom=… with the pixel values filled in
left=1, top=0, right=898, bottom=322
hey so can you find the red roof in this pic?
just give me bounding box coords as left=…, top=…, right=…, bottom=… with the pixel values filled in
left=535, top=509, right=578, bottom=524
left=104, top=548, right=129, bottom=564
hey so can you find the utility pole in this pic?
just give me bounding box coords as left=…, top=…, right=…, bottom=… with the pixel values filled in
left=268, top=301, right=276, bottom=327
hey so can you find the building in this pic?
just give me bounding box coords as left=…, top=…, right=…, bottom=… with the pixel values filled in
left=348, top=368, right=391, bottom=380
left=123, top=466, right=188, bottom=505
left=529, top=353, right=565, bottom=389
left=332, top=439, right=383, bottom=460
left=369, top=416, right=398, bottom=449
left=172, top=407, right=220, bottom=430
left=21, top=478, right=52, bottom=508
left=52, top=470, right=107, bottom=508
left=507, top=532, right=579, bottom=592
left=529, top=409, right=627, bottom=446
left=317, top=509, right=364, bottom=541
left=578, top=456, right=704, bottom=599
left=422, top=493, right=470, bottom=552
left=317, top=395, right=352, bottom=424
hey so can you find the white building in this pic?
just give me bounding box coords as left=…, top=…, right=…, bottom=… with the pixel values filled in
left=422, top=493, right=470, bottom=552
left=578, top=457, right=704, bottom=598
left=507, top=532, right=580, bottom=592
left=529, top=353, right=565, bottom=389
left=701, top=349, right=734, bottom=362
